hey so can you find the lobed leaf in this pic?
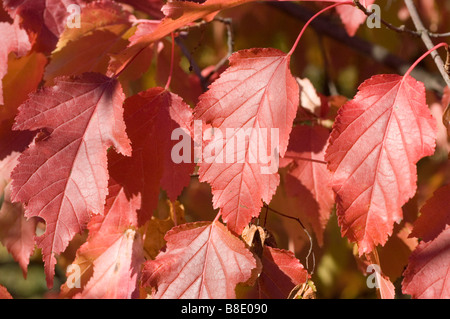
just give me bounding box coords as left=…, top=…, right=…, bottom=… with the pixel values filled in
left=11, top=72, right=131, bottom=288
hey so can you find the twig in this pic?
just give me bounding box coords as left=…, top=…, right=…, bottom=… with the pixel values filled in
left=175, top=18, right=235, bottom=92
left=204, top=17, right=234, bottom=82
left=354, top=1, right=450, bottom=39
left=175, top=36, right=208, bottom=91
left=353, top=0, right=420, bottom=37
left=428, top=31, right=450, bottom=38
left=404, top=0, right=450, bottom=88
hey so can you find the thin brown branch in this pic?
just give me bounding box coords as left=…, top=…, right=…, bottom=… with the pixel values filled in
left=404, top=0, right=450, bottom=88
left=354, top=0, right=450, bottom=39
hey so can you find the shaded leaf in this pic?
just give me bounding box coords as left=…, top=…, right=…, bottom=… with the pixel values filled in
left=281, top=125, right=333, bottom=245
left=109, top=87, right=194, bottom=225
left=410, top=184, right=450, bottom=242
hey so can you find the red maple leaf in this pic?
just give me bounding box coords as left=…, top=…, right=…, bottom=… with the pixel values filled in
left=11, top=72, right=131, bottom=288
left=325, top=74, right=436, bottom=255
left=141, top=220, right=256, bottom=298
left=402, top=226, right=450, bottom=299
left=194, top=48, right=299, bottom=234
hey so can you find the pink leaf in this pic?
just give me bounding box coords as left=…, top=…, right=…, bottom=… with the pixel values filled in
left=325, top=74, right=436, bottom=255
left=142, top=220, right=256, bottom=298
left=194, top=48, right=299, bottom=234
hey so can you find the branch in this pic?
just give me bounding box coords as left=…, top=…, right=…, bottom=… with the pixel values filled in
left=268, top=2, right=445, bottom=92
left=175, top=36, right=208, bottom=91
left=404, top=0, right=450, bottom=88
left=353, top=0, right=421, bottom=37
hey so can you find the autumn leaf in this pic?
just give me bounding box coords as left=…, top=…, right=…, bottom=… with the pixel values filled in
left=325, top=74, right=436, bottom=255
left=402, top=226, right=450, bottom=299
left=108, top=87, right=194, bottom=225
left=11, top=72, right=131, bottom=288
left=194, top=48, right=299, bottom=234
left=141, top=220, right=256, bottom=298
left=410, top=184, right=450, bottom=242
left=280, top=125, right=334, bottom=246
left=68, top=184, right=144, bottom=299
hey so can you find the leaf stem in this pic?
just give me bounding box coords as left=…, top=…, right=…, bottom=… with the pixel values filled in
left=165, top=32, right=176, bottom=91
left=287, top=1, right=353, bottom=57
left=403, top=42, right=449, bottom=79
